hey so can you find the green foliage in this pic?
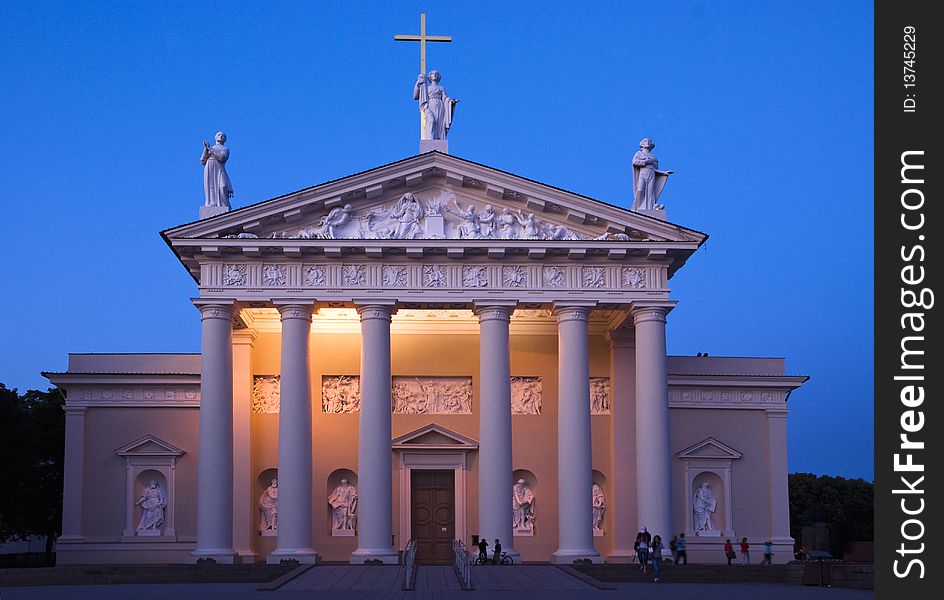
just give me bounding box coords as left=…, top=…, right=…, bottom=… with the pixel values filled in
left=0, top=384, right=64, bottom=556
left=789, top=472, right=873, bottom=557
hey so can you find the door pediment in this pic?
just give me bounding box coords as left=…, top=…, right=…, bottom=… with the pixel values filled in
left=393, top=424, right=479, bottom=451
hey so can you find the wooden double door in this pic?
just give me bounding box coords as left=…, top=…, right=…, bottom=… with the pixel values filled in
left=410, top=469, right=455, bottom=564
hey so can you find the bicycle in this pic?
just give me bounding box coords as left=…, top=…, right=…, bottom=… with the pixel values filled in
left=474, top=552, right=512, bottom=565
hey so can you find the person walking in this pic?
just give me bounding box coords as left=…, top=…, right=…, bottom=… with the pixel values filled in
left=634, top=527, right=651, bottom=572
left=674, top=533, right=688, bottom=565
left=739, top=537, right=751, bottom=564
left=669, top=535, right=678, bottom=563
left=761, top=540, right=773, bottom=565
left=651, top=535, right=665, bottom=583
left=723, top=539, right=736, bottom=565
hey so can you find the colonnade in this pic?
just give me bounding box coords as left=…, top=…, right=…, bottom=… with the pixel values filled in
left=189, top=299, right=673, bottom=564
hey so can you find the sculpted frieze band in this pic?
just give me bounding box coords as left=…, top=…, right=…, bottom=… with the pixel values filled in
left=204, top=262, right=663, bottom=293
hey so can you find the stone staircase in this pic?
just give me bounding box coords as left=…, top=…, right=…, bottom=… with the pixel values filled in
left=0, top=563, right=295, bottom=587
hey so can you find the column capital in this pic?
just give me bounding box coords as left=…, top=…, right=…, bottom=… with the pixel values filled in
left=274, top=301, right=315, bottom=322
left=354, top=300, right=397, bottom=322
left=473, top=301, right=516, bottom=323
left=193, top=299, right=236, bottom=321
left=629, top=300, right=677, bottom=325
left=552, top=301, right=596, bottom=324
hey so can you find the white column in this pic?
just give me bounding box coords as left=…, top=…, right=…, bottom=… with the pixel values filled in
left=192, top=300, right=236, bottom=563
left=605, top=329, right=637, bottom=562
left=767, top=409, right=793, bottom=562
left=474, top=303, right=517, bottom=560
left=351, top=302, right=399, bottom=564
left=60, top=405, right=87, bottom=541
left=552, top=304, right=601, bottom=563
left=231, top=330, right=257, bottom=563
left=269, top=302, right=318, bottom=564
left=633, top=302, right=674, bottom=544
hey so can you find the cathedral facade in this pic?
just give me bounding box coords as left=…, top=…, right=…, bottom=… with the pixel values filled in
left=45, top=152, right=806, bottom=565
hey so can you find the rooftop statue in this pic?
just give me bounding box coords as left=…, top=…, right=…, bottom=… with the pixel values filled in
left=414, top=70, right=458, bottom=140
left=631, top=138, right=673, bottom=211
left=201, top=131, right=234, bottom=209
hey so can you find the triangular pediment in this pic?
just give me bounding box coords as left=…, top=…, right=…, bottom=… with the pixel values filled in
left=164, top=153, right=705, bottom=246
left=392, top=423, right=479, bottom=450
left=675, top=437, right=742, bottom=460
left=115, top=434, right=185, bottom=457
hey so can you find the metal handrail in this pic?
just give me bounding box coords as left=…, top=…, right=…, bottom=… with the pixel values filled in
left=403, top=539, right=418, bottom=590
left=452, top=538, right=474, bottom=590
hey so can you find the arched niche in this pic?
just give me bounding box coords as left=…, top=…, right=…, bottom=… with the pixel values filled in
left=326, top=468, right=358, bottom=536
left=591, top=470, right=607, bottom=536
left=132, top=470, right=168, bottom=536
left=675, top=437, right=741, bottom=538
left=115, top=434, right=183, bottom=539
left=257, top=468, right=278, bottom=536
left=512, top=469, right=537, bottom=537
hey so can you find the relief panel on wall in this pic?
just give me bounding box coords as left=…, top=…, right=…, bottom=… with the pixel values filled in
left=392, top=377, right=472, bottom=414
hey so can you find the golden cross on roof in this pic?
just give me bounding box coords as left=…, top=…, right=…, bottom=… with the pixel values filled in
left=394, top=12, right=452, bottom=76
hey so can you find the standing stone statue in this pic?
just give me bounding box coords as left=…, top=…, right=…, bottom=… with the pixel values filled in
left=201, top=131, right=234, bottom=208
left=631, top=138, right=673, bottom=211
left=413, top=70, right=458, bottom=140
left=258, top=478, right=279, bottom=532
left=136, top=480, right=167, bottom=532
left=328, top=478, right=358, bottom=532
left=693, top=481, right=719, bottom=533
left=591, top=484, right=606, bottom=532
left=512, top=479, right=535, bottom=533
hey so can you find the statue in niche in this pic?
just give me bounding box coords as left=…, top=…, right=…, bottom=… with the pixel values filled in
left=514, top=210, right=541, bottom=240
left=591, top=484, right=606, bottom=532
left=413, top=70, right=458, bottom=140
left=631, top=138, right=673, bottom=211
left=258, top=478, right=279, bottom=532
left=201, top=131, right=234, bottom=208
left=512, top=479, right=536, bottom=532
left=136, top=480, right=167, bottom=532
left=693, top=481, right=719, bottom=533
left=328, top=479, right=358, bottom=532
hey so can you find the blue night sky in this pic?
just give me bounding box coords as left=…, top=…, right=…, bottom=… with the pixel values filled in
left=0, top=2, right=873, bottom=480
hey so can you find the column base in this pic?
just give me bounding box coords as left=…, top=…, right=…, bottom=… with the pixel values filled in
left=552, top=549, right=603, bottom=564
left=350, top=548, right=400, bottom=565
left=267, top=548, right=319, bottom=565
left=187, top=549, right=237, bottom=564
left=235, top=551, right=258, bottom=564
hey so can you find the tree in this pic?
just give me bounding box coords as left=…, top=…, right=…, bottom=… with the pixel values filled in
left=789, top=472, right=873, bottom=558
left=0, top=384, right=64, bottom=559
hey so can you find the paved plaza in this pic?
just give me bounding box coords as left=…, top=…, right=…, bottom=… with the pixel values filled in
left=0, top=565, right=873, bottom=600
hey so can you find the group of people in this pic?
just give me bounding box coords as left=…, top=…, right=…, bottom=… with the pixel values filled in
left=476, top=537, right=504, bottom=565
left=723, top=537, right=774, bottom=565
left=635, top=528, right=774, bottom=582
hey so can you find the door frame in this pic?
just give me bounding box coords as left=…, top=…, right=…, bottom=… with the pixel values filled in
left=397, top=451, right=468, bottom=553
